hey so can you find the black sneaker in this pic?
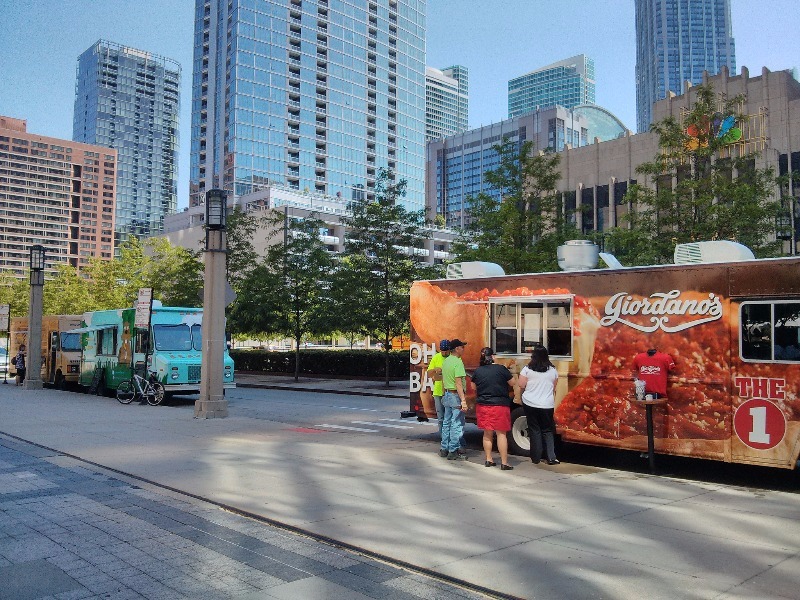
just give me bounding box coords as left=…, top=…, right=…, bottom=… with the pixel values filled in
left=447, top=451, right=467, bottom=461
left=438, top=449, right=448, bottom=457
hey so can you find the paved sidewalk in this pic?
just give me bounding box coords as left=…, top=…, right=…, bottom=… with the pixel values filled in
left=0, top=433, right=491, bottom=600
left=2, top=383, right=799, bottom=600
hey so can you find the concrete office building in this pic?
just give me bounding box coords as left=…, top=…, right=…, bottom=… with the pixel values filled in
left=425, top=65, right=469, bottom=141
left=73, top=40, right=180, bottom=246
left=164, top=184, right=454, bottom=264
left=508, top=55, right=595, bottom=118
left=635, top=0, right=736, bottom=133
left=557, top=67, right=799, bottom=251
left=0, top=115, right=118, bottom=276
left=190, top=0, right=426, bottom=211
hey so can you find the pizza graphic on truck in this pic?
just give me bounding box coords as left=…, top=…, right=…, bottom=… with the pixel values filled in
left=408, top=243, right=800, bottom=470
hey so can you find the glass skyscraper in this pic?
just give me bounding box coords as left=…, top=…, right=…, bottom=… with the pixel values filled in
left=425, top=65, right=468, bottom=141
left=635, top=0, right=736, bottom=133
left=73, top=40, right=181, bottom=245
left=190, top=0, right=427, bottom=211
left=508, top=55, right=595, bottom=118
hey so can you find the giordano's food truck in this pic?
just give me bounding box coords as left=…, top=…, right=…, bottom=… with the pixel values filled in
left=9, top=315, right=83, bottom=388
left=76, top=303, right=235, bottom=396
left=408, top=241, right=800, bottom=470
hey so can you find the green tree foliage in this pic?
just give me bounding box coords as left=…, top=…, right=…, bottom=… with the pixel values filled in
left=225, top=206, right=263, bottom=292
left=450, top=139, right=581, bottom=273
left=0, top=271, right=31, bottom=318
left=604, top=84, right=782, bottom=265
left=43, top=264, right=93, bottom=315
left=339, top=170, right=440, bottom=386
left=228, top=209, right=334, bottom=381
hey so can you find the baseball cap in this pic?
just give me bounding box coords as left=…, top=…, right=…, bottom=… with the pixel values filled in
left=449, top=338, right=467, bottom=349
left=439, top=339, right=450, bottom=351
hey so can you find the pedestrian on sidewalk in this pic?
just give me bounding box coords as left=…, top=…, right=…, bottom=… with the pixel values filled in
left=440, top=338, right=468, bottom=460
left=13, top=344, right=26, bottom=386
left=471, top=347, right=516, bottom=470
left=427, top=339, right=450, bottom=442
left=518, top=345, right=560, bottom=465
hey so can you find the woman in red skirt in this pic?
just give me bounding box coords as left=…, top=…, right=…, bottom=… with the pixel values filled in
left=471, top=347, right=517, bottom=470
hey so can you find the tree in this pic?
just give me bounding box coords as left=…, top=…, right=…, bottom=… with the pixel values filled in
left=604, top=84, right=782, bottom=265
left=228, top=209, right=334, bottom=381
left=43, top=264, right=93, bottom=315
left=450, top=139, right=581, bottom=274
left=340, top=170, right=440, bottom=386
left=225, top=207, right=263, bottom=292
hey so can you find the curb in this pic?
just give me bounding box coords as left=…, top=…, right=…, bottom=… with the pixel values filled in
left=235, top=382, right=406, bottom=399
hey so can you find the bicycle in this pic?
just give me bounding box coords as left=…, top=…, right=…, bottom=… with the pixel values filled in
left=116, top=371, right=165, bottom=406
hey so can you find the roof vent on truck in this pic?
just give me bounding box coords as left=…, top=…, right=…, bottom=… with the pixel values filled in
left=674, top=241, right=755, bottom=264
left=445, top=261, right=506, bottom=279
left=557, top=240, right=599, bottom=271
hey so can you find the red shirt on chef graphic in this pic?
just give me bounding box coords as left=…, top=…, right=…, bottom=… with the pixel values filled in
left=633, top=349, right=676, bottom=396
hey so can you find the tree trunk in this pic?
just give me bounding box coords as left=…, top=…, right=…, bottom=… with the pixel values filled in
left=294, top=337, right=301, bottom=382
left=384, top=335, right=391, bottom=388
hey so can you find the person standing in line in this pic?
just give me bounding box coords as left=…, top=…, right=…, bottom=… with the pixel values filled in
left=440, top=338, right=468, bottom=460
left=518, top=345, right=560, bottom=465
left=427, top=339, right=450, bottom=454
left=632, top=347, right=675, bottom=400
left=13, top=344, right=26, bottom=386
left=471, top=347, right=516, bottom=470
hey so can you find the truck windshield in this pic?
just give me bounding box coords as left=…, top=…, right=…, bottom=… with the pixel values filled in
left=60, top=332, right=82, bottom=352
left=153, top=324, right=193, bottom=351
left=192, top=324, right=202, bottom=351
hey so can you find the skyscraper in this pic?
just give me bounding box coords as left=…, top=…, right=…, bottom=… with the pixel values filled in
left=190, top=0, right=427, bottom=211
left=425, top=65, right=469, bottom=141
left=635, top=0, right=736, bottom=133
left=73, top=40, right=180, bottom=245
left=508, top=55, right=595, bottom=118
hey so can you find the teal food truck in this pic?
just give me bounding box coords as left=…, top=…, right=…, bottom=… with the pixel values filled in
left=75, top=303, right=235, bottom=396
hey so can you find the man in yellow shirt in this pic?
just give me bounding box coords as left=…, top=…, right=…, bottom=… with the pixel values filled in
left=440, top=339, right=468, bottom=460
left=426, top=339, right=450, bottom=455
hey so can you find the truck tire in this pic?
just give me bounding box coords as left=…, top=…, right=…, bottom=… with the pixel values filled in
left=54, top=372, right=66, bottom=390
left=508, top=406, right=530, bottom=456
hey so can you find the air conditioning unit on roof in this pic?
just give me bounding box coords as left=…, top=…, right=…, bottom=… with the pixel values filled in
left=674, top=241, right=755, bottom=264
left=446, top=261, right=505, bottom=279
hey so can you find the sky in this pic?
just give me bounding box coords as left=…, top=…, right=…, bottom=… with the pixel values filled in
left=1, top=0, right=798, bottom=210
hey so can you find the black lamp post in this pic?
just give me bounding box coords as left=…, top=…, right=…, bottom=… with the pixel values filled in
left=196, top=189, right=229, bottom=418
left=25, top=244, right=45, bottom=389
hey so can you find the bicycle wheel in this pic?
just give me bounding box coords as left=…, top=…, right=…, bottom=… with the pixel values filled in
left=116, top=380, right=136, bottom=404
left=147, top=382, right=166, bottom=406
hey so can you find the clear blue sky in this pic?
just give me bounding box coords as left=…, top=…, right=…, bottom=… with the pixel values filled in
left=1, top=0, right=797, bottom=209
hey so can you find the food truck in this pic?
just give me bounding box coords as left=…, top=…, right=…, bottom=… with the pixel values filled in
left=9, top=315, right=83, bottom=388
left=408, top=241, right=800, bottom=470
left=76, top=304, right=235, bottom=396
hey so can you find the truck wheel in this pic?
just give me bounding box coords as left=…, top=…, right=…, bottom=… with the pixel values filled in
left=55, top=372, right=66, bottom=390
left=508, top=406, right=530, bottom=455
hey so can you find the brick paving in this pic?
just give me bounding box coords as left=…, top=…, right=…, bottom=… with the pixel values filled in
left=0, top=434, right=492, bottom=600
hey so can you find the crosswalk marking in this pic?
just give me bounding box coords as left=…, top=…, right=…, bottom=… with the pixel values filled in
left=379, top=418, right=437, bottom=427
left=351, top=420, right=414, bottom=430
left=335, top=406, right=381, bottom=412
left=317, top=424, right=378, bottom=432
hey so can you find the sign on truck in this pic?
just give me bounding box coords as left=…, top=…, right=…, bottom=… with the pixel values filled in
left=408, top=244, right=800, bottom=470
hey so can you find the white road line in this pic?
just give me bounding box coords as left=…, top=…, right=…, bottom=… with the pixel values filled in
left=335, top=406, right=381, bottom=412
left=379, top=418, right=438, bottom=427
left=351, top=420, right=414, bottom=430
left=317, top=424, right=378, bottom=432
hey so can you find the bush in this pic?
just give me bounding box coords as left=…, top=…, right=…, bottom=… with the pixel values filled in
left=230, top=349, right=409, bottom=378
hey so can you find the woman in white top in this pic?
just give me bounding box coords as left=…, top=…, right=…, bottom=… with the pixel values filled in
left=517, top=345, right=559, bottom=465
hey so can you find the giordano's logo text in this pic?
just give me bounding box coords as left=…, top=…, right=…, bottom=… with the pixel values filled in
left=600, top=290, right=723, bottom=333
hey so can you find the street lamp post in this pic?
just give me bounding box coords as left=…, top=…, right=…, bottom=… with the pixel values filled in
left=24, top=245, right=45, bottom=390
left=195, top=189, right=228, bottom=418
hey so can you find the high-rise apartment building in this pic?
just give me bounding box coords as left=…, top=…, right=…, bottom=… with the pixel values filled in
left=0, top=115, right=117, bottom=276
left=73, top=40, right=180, bottom=246
left=635, top=0, right=736, bottom=132
left=425, top=65, right=468, bottom=141
left=508, top=55, right=595, bottom=118
left=189, top=0, right=427, bottom=211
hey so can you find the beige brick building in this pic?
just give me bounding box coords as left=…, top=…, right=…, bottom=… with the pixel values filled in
left=0, top=116, right=117, bottom=276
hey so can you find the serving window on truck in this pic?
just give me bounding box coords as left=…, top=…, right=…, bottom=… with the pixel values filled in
left=491, top=297, right=573, bottom=357
left=740, top=301, right=800, bottom=362
left=97, top=328, right=117, bottom=356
